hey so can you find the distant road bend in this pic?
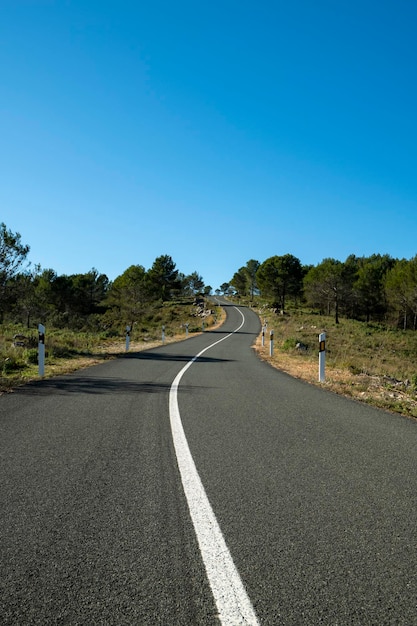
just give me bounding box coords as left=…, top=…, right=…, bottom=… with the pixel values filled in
left=1, top=299, right=416, bottom=625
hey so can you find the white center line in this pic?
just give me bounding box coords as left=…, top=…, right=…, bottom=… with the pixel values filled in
left=169, top=308, right=259, bottom=625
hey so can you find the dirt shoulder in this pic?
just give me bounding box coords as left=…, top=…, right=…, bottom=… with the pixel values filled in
left=3, top=305, right=417, bottom=421
left=253, top=332, right=417, bottom=421
left=0, top=313, right=227, bottom=394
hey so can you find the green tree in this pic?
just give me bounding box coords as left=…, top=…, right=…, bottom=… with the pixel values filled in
left=304, top=258, right=345, bottom=323
left=230, top=260, right=260, bottom=298
left=404, top=256, right=417, bottom=330
left=107, top=265, right=149, bottom=328
left=184, top=271, right=205, bottom=295
left=34, top=269, right=59, bottom=320
left=230, top=267, right=248, bottom=296
left=0, top=223, right=30, bottom=320
left=219, top=282, right=232, bottom=295
left=341, top=254, right=361, bottom=318
left=245, top=259, right=260, bottom=299
left=147, top=255, right=181, bottom=301
left=15, top=268, right=74, bottom=328
left=70, top=269, right=109, bottom=316
left=353, top=254, right=395, bottom=322
left=384, top=257, right=417, bottom=329
left=10, top=264, right=42, bottom=327
left=256, top=254, right=303, bottom=312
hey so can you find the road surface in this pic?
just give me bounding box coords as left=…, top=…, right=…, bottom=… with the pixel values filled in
left=1, top=301, right=416, bottom=624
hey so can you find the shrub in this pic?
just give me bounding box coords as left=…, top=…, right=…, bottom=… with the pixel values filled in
left=50, top=346, right=74, bottom=359
left=26, top=349, right=39, bottom=365
left=282, top=337, right=298, bottom=351
left=2, top=356, right=25, bottom=374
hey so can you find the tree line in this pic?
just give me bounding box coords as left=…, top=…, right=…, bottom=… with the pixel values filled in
left=225, top=252, right=417, bottom=329
left=3, top=222, right=417, bottom=331
left=0, top=223, right=210, bottom=331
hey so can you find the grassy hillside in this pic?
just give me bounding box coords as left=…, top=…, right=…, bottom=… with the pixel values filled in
left=0, top=298, right=222, bottom=392
left=252, top=301, right=417, bottom=419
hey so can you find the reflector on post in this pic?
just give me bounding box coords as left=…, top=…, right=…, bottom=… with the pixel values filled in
left=38, top=324, right=45, bottom=377
left=319, top=332, right=326, bottom=382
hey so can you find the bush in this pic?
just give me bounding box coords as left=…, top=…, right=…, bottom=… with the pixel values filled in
left=2, top=356, right=25, bottom=374
left=26, top=348, right=39, bottom=364
left=101, top=328, right=120, bottom=338
left=50, top=346, right=74, bottom=359
left=282, top=337, right=298, bottom=351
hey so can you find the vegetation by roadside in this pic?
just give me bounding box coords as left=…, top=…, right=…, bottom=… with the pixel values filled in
left=3, top=292, right=417, bottom=422
left=252, top=303, right=417, bottom=420
left=0, top=299, right=224, bottom=394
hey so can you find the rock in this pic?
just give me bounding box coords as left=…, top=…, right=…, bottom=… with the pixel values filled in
left=13, top=334, right=27, bottom=348
left=296, top=342, right=308, bottom=352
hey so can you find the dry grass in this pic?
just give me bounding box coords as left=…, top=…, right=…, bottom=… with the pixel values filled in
left=0, top=307, right=226, bottom=394
left=253, top=308, right=417, bottom=420
left=3, top=303, right=417, bottom=421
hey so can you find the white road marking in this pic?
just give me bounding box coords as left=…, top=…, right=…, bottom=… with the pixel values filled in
left=169, top=307, right=260, bottom=625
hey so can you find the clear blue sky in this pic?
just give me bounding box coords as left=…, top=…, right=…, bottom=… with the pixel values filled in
left=2, top=0, right=416, bottom=291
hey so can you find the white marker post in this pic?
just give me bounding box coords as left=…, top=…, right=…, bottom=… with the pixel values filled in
left=319, top=332, right=326, bottom=382
left=269, top=329, right=274, bottom=356
left=261, top=326, right=265, bottom=347
left=162, top=325, right=165, bottom=344
left=38, top=324, right=45, bottom=377
left=185, top=323, right=189, bottom=338
left=125, top=325, right=131, bottom=352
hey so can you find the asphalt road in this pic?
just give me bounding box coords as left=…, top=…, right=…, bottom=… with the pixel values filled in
left=1, top=301, right=416, bottom=625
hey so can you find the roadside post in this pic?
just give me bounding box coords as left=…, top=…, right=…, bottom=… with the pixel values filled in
left=269, top=330, right=274, bottom=356
left=125, top=325, right=131, bottom=352
left=262, top=326, right=265, bottom=347
left=319, top=332, right=326, bottom=382
left=162, top=325, right=165, bottom=344
left=38, top=324, right=45, bottom=377
left=185, top=323, right=189, bottom=338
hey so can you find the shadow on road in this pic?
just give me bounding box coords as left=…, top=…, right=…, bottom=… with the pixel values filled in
left=16, top=376, right=208, bottom=396
left=198, top=330, right=258, bottom=336
left=125, top=351, right=235, bottom=363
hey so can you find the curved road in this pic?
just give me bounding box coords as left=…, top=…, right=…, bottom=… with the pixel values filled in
left=1, top=301, right=416, bottom=624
